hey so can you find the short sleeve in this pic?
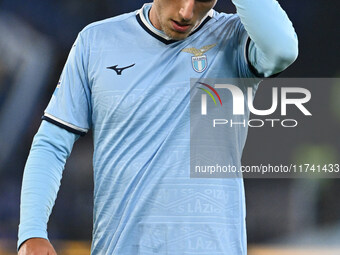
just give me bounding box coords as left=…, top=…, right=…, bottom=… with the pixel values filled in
left=43, top=33, right=91, bottom=136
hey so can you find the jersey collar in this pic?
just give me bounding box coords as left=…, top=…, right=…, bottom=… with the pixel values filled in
left=136, top=3, right=214, bottom=45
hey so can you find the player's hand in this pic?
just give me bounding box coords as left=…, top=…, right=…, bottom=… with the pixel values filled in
left=18, top=238, right=57, bottom=255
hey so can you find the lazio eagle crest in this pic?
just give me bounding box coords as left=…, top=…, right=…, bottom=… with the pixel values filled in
left=182, top=44, right=216, bottom=73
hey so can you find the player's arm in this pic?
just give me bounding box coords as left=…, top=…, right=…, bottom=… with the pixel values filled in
left=18, top=120, right=79, bottom=254
left=232, top=0, right=299, bottom=77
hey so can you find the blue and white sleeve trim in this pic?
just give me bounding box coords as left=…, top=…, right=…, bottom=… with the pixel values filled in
left=42, top=113, right=88, bottom=136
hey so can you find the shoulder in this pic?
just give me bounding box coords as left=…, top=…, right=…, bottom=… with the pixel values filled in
left=199, top=10, right=246, bottom=41
left=210, top=10, right=244, bottom=30
left=211, top=10, right=239, bottom=22
left=78, top=10, right=139, bottom=42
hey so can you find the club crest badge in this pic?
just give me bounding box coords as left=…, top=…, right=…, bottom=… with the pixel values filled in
left=182, top=44, right=216, bottom=73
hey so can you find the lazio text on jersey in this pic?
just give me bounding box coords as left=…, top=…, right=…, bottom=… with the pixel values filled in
left=43, top=4, right=260, bottom=255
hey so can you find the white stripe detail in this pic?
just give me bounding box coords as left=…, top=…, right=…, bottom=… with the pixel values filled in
left=137, top=3, right=214, bottom=41
left=44, top=113, right=88, bottom=133
left=198, top=60, right=203, bottom=71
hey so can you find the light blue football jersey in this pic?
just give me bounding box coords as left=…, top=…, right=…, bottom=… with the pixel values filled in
left=43, top=4, right=260, bottom=255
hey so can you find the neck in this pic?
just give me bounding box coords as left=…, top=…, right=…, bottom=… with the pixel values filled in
left=149, top=5, right=162, bottom=31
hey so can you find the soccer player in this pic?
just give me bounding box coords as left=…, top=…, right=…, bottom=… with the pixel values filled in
left=18, top=0, right=298, bottom=254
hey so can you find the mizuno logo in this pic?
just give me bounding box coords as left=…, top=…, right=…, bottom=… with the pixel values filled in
left=107, top=64, right=135, bottom=75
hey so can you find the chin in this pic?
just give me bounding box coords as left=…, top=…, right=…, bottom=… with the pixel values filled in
left=165, top=30, right=190, bottom=40
left=171, top=34, right=188, bottom=40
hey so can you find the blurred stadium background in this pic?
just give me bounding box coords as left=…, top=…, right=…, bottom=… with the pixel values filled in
left=0, top=0, right=339, bottom=254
